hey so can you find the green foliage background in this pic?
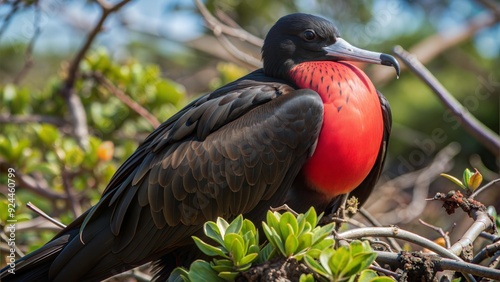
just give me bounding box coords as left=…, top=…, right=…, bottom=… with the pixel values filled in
left=0, top=0, right=498, bottom=274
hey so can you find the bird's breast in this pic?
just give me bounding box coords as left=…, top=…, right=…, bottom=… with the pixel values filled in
left=289, top=61, right=383, bottom=197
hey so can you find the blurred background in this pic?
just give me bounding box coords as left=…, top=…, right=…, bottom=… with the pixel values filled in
left=0, top=0, right=499, bottom=275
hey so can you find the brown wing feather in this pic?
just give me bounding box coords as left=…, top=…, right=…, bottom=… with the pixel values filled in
left=24, top=70, right=324, bottom=281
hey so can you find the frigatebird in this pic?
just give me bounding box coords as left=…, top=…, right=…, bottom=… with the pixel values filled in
left=0, top=13, right=399, bottom=281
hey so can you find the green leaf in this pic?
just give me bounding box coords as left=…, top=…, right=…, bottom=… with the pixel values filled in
left=285, top=233, right=299, bottom=256
left=312, top=223, right=335, bottom=245
left=230, top=236, right=245, bottom=263
left=37, top=124, right=60, bottom=147
left=350, top=240, right=365, bottom=255
left=319, top=248, right=335, bottom=275
left=239, top=253, right=258, bottom=266
left=226, top=215, right=243, bottom=235
left=463, top=168, right=473, bottom=189
left=169, top=267, right=189, bottom=282
left=299, top=273, right=315, bottom=282
left=192, top=236, right=228, bottom=258
left=216, top=217, right=230, bottom=237
left=280, top=212, right=298, bottom=236
left=187, top=260, right=223, bottom=282
left=357, top=269, right=378, bottom=282
left=304, top=207, right=318, bottom=227
left=263, top=222, right=285, bottom=256
left=369, top=277, right=395, bottom=282
left=217, top=271, right=239, bottom=281
left=342, top=252, right=376, bottom=278
left=258, top=243, right=275, bottom=263
left=440, top=173, right=466, bottom=189
left=266, top=211, right=280, bottom=233
left=329, top=246, right=350, bottom=277
left=311, top=237, right=335, bottom=252
left=211, top=259, right=234, bottom=272
left=297, top=231, right=313, bottom=253
left=204, top=221, right=224, bottom=246
left=224, top=233, right=243, bottom=254
left=304, top=254, right=330, bottom=277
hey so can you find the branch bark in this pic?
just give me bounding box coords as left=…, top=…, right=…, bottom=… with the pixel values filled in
left=88, top=72, right=161, bottom=129
left=393, top=46, right=500, bottom=157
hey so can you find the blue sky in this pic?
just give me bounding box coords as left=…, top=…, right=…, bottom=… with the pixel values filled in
left=0, top=0, right=498, bottom=58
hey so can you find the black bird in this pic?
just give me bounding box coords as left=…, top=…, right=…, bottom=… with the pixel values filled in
left=0, top=13, right=399, bottom=281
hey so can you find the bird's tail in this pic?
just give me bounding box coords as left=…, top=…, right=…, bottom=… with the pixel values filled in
left=0, top=229, right=77, bottom=282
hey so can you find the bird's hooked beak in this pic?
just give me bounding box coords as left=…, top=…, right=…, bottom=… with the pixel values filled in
left=323, top=38, right=400, bottom=77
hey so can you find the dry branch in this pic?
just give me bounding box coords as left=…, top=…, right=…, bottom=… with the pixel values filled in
left=393, top=46, right=500, bottom=157
left=88, top=72, right=161, bottom=129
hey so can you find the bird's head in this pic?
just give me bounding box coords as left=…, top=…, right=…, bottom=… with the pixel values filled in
left=262, top=13, right=400, bottom=80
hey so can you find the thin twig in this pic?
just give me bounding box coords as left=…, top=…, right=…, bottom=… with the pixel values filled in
left=470, top=178, right=500, bottom=199
left=89, top=72, right=161, bottom=128
left=372, top=12, right=500, bottom=84
left=376, top=251, right=500, bottom=281
left=369, top=264, right=400, bottom=279
left=13, top=0, right=41, bottom=84
left=338, top=226, right=464, bottom=261
left=26, top=202, right=66, bottom=229
left=60, top=0, right=132, bottom=149
left=418, top=218, right=452, bottom=248
left=0, top=161, right=66, bottom=200
left=194, top=0, right=263, bottom=47
left=393, top=46, right=500, bottom=157
left=195, top=0, right=262, bottom=69
left=0, top=114, right=69, bottom=127
left=0, top=0, right=21, bottom=41
left=359, top=207, right=402, bottom=252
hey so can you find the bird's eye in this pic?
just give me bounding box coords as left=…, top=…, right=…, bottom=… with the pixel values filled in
left=303, top=30, right=316, bottom=41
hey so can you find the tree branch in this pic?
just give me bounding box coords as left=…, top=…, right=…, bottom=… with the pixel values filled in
left=376, top=251, right=500, bottom=281
left=0, top=161, right=66, bottom=201
left=88, top=72, right=161, bottom=129
left=393, top=46, right=500, bottom=157
left=0, top=114, right=69, bottom=127
left=372, top=11, right=500, bottom=84
left=60, top=0, right=132, bottom=149
left=13, top=0, right=41, bottom=84
left=338, top=226, right=464, bottom=261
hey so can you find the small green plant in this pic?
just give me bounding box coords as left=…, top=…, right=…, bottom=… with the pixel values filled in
left=172, top=207, right=390, bottom=282
left=262, top=207, right=335, bottom=259
left=303, top=240, right=391, bottom=282
left=174, top=215, right=260, bottom=281
left=441, top=168, right=483, bottom=193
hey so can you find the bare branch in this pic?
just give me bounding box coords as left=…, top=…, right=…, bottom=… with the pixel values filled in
left=372, top=12, right=500, bottom=84
left=470, top=178, right=500, bottom=199
left=376, top=251, right=500, bottom=281
left=13, top=1, right=41, bottom=84
left=358, top=207, right=402, bottom=252
left=0, top=114, right=69, bottom=127
left=194, top=0, right=262, bottom=69
left=0, top=161, right=66, bottom=200
left=418, top=218, right=452, bottom=248
left=194, top=0, right=263, bottom=47
left=26, top=202, right=66, bottom=229
left=393, top=46, right=500, bottom=157
left=430, top=191, right=497, bottom=256
left=339, top=226, right=463, bottom=261
left=61, top=0, right=132, bottom=149
left=472, top=240, right=500, bottom=264
left=368, top=142, right=460, bottom=224
left=0, top=0, right=21, bottom=41
left=88, top=72, right=161, bottom=129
